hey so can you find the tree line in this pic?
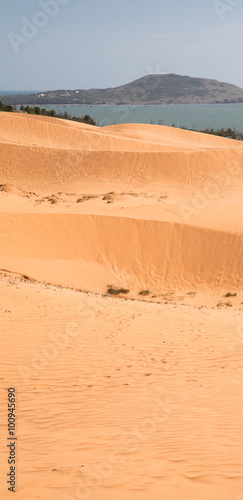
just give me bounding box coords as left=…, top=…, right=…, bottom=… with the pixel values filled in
left=0, top=100, right=14, bottom=112
left=19, top=105, right=96, bottom=125
left=187, top=126, right=242, bottom=140
left=0, top=99, right=96, bottom=125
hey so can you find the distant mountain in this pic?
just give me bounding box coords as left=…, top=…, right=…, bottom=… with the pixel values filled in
left=2, top=74, right=243, bottom=105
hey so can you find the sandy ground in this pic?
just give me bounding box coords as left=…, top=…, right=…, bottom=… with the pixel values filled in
left=0, top=113, right=243, bottom=499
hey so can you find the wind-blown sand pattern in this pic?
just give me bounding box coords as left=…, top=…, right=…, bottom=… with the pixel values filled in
left=0, top=113, right=243, bottom=499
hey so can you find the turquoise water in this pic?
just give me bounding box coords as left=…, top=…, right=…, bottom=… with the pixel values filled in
left=16, top=103, right=243, bottom=132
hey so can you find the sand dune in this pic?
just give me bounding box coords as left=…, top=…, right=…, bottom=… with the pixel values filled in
left=0, top=213, right=242, bottom=292
left=0, top=113, right=242, bottom=194
left=2, top=113, right=243, bottom=150
left=0, top=113, right=243, bottom=499
left=0, top=113, right=242, bottom=291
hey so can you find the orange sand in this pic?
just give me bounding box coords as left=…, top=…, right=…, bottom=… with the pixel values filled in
left=0, top=113, right=243, bottom=499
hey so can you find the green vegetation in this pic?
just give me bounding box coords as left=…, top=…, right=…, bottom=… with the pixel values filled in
left=0, top=100, right=14, bottom=112
left=20, top=106, right=96, bottom=125
left=177, top=123, right=243, bottom=140
left=195, top=127, right=241, bottom=140
left=1, top=99, right=96, bottom=125
left=107, top=286, right=130, bottom=296
left=224, top=292, right=237, bottom=297
left=139, top=290, right=150, bottom=296
left=48, top=197, right=58, bottom=204
left=217, top=302, right=232, bottom=308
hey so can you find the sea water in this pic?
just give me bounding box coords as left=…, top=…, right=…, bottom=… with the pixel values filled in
left=7, top=99, right=243, bottom=132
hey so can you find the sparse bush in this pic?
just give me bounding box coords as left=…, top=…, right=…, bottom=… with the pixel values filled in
left=82, top=195, right=97, bottom=200
left=49, top=197, right=58, bottom=204
left=107, top=286, right=130, bottom=296
left=139, top=290, right=150, bottom=296
left=217, top=302, right=232, bottom=308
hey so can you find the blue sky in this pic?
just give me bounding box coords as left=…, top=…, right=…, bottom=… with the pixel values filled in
left=1, top=0, right=243, bottom=91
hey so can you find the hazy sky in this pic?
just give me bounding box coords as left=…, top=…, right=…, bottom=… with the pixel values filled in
left=1, top=0, right=243, bottom=91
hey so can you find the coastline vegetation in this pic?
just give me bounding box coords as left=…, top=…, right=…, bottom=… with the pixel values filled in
left=19, top=105, right=96, bottom=125
left=178, top=124, right=242, bottom=140
left=0, top=100, right=14, bottom=112
left=0, top=99, right=96, bottom=125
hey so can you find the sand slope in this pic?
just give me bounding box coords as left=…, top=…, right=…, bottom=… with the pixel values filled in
left=0, top=213, right=243, bottom=292
left=1, top=274, right=243, bottom=500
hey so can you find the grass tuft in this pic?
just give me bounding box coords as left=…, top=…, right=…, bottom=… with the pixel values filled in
left=107, top=286, right=130, bottom=296
left=217, top=302, right=232, bottom=308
